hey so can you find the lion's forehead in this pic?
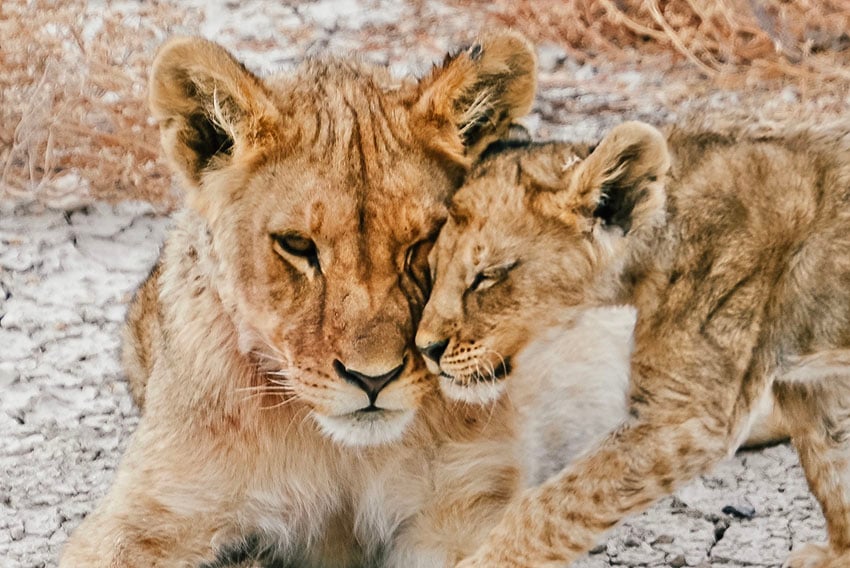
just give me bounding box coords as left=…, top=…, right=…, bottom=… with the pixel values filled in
left=268, top=59, right=418, bottom=167
left=264, top=177, right=445, bottom=249
left=255, top=61, right=451, bottom=247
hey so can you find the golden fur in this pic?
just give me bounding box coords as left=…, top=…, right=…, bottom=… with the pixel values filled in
left=418, top=121, right=850, bottom=567
left=60, top=33, right=538, bottom=567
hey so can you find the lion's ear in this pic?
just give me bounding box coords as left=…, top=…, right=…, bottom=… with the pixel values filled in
left=413, top=30, right=537, bottom=165
left=574, top=122, right=670, bottom=235
left=149, top=37, right=280, bottom=189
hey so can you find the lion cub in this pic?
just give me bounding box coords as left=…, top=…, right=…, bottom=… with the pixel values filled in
left=418, top=121, right=850, bottom=567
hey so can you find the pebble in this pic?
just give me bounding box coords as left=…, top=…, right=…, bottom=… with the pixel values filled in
left=722, top=501, right=757, bottom=519
left=0, top=362, right=18, bottom=387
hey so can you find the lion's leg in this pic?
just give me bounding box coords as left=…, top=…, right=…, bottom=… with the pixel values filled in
left=776, top=351, right=850, bottom=568
left=60, top=423, right=243, bottom=567
left=740, top=389, right=788, bottom=448
left=455, top=411, right=734, bottom=568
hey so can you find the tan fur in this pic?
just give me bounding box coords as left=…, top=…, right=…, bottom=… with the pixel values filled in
left=418, top=121, right=850, bottom=567
left=61, top=33, right=538, bottom=567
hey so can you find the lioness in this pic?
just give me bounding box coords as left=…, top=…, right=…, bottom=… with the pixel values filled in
left=417, top=121, right=850, bottom=567
left=60, top=33, right=539, bottom=567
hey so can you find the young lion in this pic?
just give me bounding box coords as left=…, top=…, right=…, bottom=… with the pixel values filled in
left=417, top=121, right=850, bottom=567
left=60, top=33, right=539, bottom=567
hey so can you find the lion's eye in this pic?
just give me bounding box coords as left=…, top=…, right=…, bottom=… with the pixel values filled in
left=405, top=238, right=435, bottom=294
left=272, top=233, right=320, bottom=270
left=468, top=261, right=518, bottom=293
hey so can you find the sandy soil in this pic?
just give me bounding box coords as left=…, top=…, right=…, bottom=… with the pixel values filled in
left=0, top=1, right=837, bottom=566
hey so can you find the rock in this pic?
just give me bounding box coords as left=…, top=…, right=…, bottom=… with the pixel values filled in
left=0, top=362, right=18, bottom=387
left=722, top=501, right=756, bottom=519
left=588, top=543, right=606, bottom=555
left=537, top=42, right=567, bottom=73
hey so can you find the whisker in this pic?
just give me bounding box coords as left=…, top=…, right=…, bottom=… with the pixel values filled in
left=484, top=347, right=508, bottom=377
left=282, top=406, right=311, bottom=439
left=251, top=349, right=287, bottom=365
left=235, top=384, right=292, bottom=393
left=473, top=357, right=483, bottom=383
left=259, top=394, right=303, bottom=411
left=266, top=370, right=292, bottom=378
left=482, top=357, right=497, bottom=380
left=481, top=385, right=499, bottom=432
left=239, top=388, right=298, bottom=405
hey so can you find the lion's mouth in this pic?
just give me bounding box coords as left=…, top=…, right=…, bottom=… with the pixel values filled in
left=313, top=407, right=415, bottom=447
left=346, top=406, right=404, bottom=418
left=440, top=357, right=512, bottom=384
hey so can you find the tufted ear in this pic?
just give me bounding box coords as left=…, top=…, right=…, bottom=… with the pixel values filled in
left=413, top=30, right=537, bottom=166
left=149, top=37, right=281, bottom=190
left=571, top=122, right=671, bottom=235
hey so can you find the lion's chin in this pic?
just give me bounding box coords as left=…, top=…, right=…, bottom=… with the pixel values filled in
left=313, top=408, right=416, bottom=447
left=438, top=374, right=507, bottom=405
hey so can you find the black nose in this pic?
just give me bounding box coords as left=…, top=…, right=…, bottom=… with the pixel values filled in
left=333, top=359, right=406, bottom=405
left=419, top=339, right=448, bottom=363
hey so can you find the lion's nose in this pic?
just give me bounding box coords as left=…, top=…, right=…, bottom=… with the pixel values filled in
left=333, top=359, right=406, bottom=405
left=418, top=339, right=448, bottom=364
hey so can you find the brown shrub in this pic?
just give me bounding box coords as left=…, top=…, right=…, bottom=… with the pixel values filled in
left=0, top=0, right=196, bottom=209
left=2, top=1, right=848, bottom=210
left=469, top=0, right=850, bottom=85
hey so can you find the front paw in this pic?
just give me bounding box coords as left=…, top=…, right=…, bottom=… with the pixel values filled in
left=784, top=543, right=850, bottom=568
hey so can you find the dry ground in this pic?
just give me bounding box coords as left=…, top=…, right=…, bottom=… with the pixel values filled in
left=2, top=1, right=849, bottom=567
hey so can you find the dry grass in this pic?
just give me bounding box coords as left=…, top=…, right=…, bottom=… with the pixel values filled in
left=473, top=0, right=850, bottom=90
left=2, top=1, right=849, bottom=210
left=0, top=0, right=195, bottom=209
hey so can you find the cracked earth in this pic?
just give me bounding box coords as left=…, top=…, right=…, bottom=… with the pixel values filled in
left=0, top=1, right=838, bottom=566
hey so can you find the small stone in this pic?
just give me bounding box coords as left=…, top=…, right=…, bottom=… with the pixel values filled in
left=722, top=501, right=756, bottom=519
left=668, top=554, right=687, bottom=567
left=9, top=522, right=24, bottom=541
left=588, top=543, right=606, bottom=555
left=536, top=42, right=567, bottom=73
left=653, top=534, right=675, bottom=545
left=0, top=362, right=18, bottom=387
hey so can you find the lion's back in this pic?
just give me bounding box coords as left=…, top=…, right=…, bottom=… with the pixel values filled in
left=121, top=262, right=163, bottom=410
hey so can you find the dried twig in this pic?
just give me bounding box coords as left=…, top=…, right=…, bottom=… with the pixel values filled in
left=0, top=0, right=196, bottom=209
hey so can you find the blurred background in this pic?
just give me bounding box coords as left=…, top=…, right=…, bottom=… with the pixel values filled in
left=2, top=0, right=849, bottom=210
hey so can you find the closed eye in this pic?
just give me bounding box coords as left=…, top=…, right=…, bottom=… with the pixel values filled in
left=404, top=236, right=438, bottom=298
left=468, top=260, right=518, bottom=293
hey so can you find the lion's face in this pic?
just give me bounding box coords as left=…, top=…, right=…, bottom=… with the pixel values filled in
left=416, top=125, right=670, bottom=405
left=149, top=35, right=536, bottom=445
left=212, top=131, right=452, bottom=446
